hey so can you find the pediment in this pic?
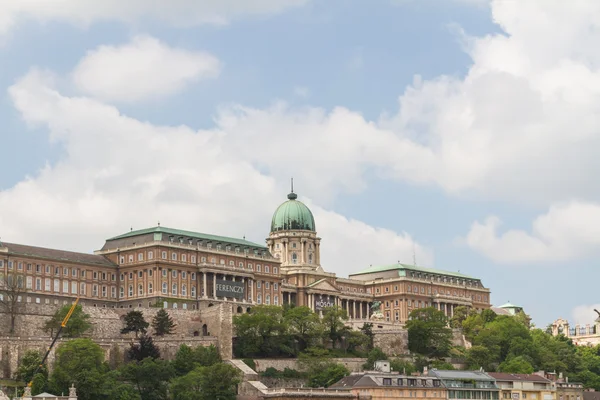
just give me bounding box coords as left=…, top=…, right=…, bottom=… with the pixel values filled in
left=308, top=278, right=339, bottom=293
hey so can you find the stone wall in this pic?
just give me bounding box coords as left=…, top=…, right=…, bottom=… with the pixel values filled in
left=251, top=358, right=366, bottom=373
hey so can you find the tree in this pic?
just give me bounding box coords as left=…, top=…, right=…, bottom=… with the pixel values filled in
left=152, top=309, right=176, bottom=336
left=15, top=350, right=48, bottom=395
left=390, top=358, right=417, bottom=374
left=171, top=363, right=241, bottom=400
left=360, top=323, right=374, bottom=350
left=498, top=356, right=535, bottom=374
left=43, top=304, right=91, bottom=338
left=172, top=344, right=221, bottom=376
left=363, top=348, right=388, bottom=370
left=306, top=362, right=349, bottom=388
left=120, top=358, right=173, bottom=400
left=0, top=272, right=25, bottom=334
left=121, top=310, right=149, bottom=338
left=514, top=310, right=533, bottom=329
left=321, top=306, right=349, bottom=349
left=233, top=305, right=292, bottom=358
left=128, top=333, right=161, bottom=361
left=49, top=339, right=108, bottom=400
left=284, top=306, right=320, bottom=352
left=450, top=306, right=473, bottom=328
left=406, top=307, right=452, bottom=358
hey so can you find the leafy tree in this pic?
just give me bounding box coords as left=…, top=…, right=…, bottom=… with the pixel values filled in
left=0, top=273, right=25, bottom=334
left=514, top=311, right=533, bottom=329
left=306, top=362, right=349, bottom=388
left=473, top=316, right=531, bottom=362
left=170, top=363, right=241, bottom=400
left=450, top=306, right=473, bottom=328
left=120, top=358, right=173, bottom=400
left=390, top=358, right=417, bottom=374
left=49, top=339, right=108, bottom=400
left=284, top=306, right=320, bottom=351
left=128, top=333, right=161, bottom=361
left=498, top=356, right=534, bottom=374
left=15, top=350, right=48, bottom=395
left=362, top=348, right=388, bottom=370
left=406, top=307, right=452, bottom=358
left=152, top=309, right=176, bottom=336
left=233, top=305, right=292, bottom=357
left=321, top=306, right=349, bottom=349
left=43, top=304, right=92, bottom=338
left=100, top=370, right=141, bottom=400
left=121, top=310, right=149, bottom=337
left=480, top=309, right=497, bottom=323
left=360, top=322, right=374, bottom=350
left=343, top=330, right=369, bottom=354
left=172, top=344, right=221, bottom=376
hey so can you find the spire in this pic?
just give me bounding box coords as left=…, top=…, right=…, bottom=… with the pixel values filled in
left=287, top=177, right=298, bottom=200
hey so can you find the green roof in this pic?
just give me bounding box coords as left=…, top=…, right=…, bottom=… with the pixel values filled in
left=271, top=192, right=315, bottom=232
left=107, top=226, right=267, bottom=249
left=350, top=263, right=477, bottom=280
left=498, top=302, right=521, bottom=309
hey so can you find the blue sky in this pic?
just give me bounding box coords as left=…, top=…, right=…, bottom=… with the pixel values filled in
left=0, top=0, right=598, bottom=328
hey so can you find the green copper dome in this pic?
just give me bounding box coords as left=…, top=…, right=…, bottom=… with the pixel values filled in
left=271, top=192, right=316, bottom=232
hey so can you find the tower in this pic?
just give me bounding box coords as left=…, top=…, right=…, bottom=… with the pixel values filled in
left=266, top=186, right=322, bottom=271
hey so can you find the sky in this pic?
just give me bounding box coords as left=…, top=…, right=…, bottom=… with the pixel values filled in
left=0, top=0, right=598, bottom=328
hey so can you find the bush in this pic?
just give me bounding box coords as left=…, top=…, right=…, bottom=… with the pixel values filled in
left=282, top=368, right=304, bottom=379
left=242, top=358, right=256, bottom=371
left=262, top=367, right=280, bottom=378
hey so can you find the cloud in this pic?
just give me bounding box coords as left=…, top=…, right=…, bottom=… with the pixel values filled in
left=571, top=304, right=600, bottom=325
left=2, top=68, right=430, bottom=278
left=0, top=0, right=309, bottom=35
left=293, top=86, right=310, bottom=98
left=464, top=201, right=600, bottom=263
left=72, top=35, right=220, bottom=102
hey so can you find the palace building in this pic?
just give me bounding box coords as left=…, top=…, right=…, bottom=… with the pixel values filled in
left=0, top=189, right=491, bottom=322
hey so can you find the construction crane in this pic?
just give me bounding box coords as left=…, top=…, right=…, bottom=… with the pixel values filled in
left=28, top=297, right=80, bottom=388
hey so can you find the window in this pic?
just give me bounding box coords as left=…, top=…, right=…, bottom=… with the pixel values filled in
left=257, top=281, right=261, bottom=288
left=148, top=269, right=153, bottom=277
left=120, top=287, right=124, bottom=298
left=274, top=267, right=278, bottom=274
left=248, top=263, right=253, bottom=270
left=128, top=285, right=133, bottom=297
left=383, top=378, right=392, bottom=386
left=257, top=264, right=261, bottom=272
left=162, top=251, right=167, bottom=259
left=257, top=294, right=262, bottom=304
left=191, top=256, right=196, bottom=263
left=191, top=273, right=196, bottom=280
left=162, top=282, right=167, bottom=294
left=201, top=257, right=206, bottom=262
left=162, top=269, right=167, bottom=277
left=63, top=281, right=69, bottom=293
left=148, top=251, right=154, bottom=260
left=81, top=270, right=86, bottom=278
left=138, top=253, right=143, bottom=261
left=385, top=286, right=389, bottom=293
left=172, top=270, right=177, bottom=278
left=102, top=286, right=107, bottom=297
left=120, top=273, right=124, bottom=281
left=229, top=261, right=234, bottom=266
left=112, top=273, right=116, bottom=281
left=138, top=284, right=143, bottom=296
left=93, top=284, right=99, bottom=296
left=182, top=271, right=187, bottom=279
left=308, top=254, right=313, bottom=264
left=128, top=255, right=134, bottom=262
left=220, top=259, right=225, bottom=265
left=81, top=283, right=86, bottom=295
left=395, top=299, right=399, bottom=306
left=266, top=282, right=270, bottom=289
left=17, top=262, right=23, bottom=271
left=182, top=254, right=187, bottom=262
left=26, top=276, right=32, bottom=289
left=182, top=284, right=187, bottom=296
left=53, top=279, right=60, bottom=292
left=274, top=295, right=279, bottom=305
left=265, top=266, right=270, bottom=273
left=172, top=283, right=178, bottom=295
left=148, top=283, right=153, bottom=294
left=138, top=271, right=143, bottom=278
left=120, top=256, right=125, bottom=264
left=266, top=295, right=271, bottom=305
left=45, top=265, right=50, bottom=273
left=292, top=242, right=297, bottom=248
left=55, top=266, right=59, bottom=275
left=111, top=287, right=116, bottom=298
left=36, top=264, right=41, bottom=273
left=129, top=272, right=133, bottom=280
left=36, top=278, right=41, bottom=290
left=191, top=287, right=196, bottom=297
left=102, top=272, right=107, bottom=280
left=274, top=283, right=278, bottom=291
left=172, top=253, right=177, bottom=260
left=291, top=253, right=297, bottom=263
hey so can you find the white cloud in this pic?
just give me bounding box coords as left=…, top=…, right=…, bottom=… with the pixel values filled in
left=2, top=69, right=430, bottom=278
left=293, top=86, right=310, bottom=98
left=0, top=0, right=309, bottom=35
left=571, top=304, right=600, bottom=325
left=72, top=35, right=220, bottom=102
left=464, top=201, right=600, bottom=264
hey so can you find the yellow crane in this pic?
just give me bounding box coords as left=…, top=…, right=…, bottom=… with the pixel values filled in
left=28, top=297, right=80, bottom=388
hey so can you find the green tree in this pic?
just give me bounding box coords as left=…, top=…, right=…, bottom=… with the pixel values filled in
left=306, top=362, right=349, bottom=388
left=152, top=309, right=176, bottom=336
left=121, top=310, right=149, bottom=338
left=406, top=307, right=452, bottom=358
left=172, top=344, right=221, bottom=376
left=120, top=358, right=173, bottom=400
left=450, top=306, right=473, bottom=328
left=284, top=306, right=320, bottom=352
left=43, top=304, right=92, bottom=338
left=390, top=359, right=417, bottom=374
left=128, top=333, right=161, bottom=361
left=15, top=350, right=48, bottom=395
left=514, top=311, right=533, bottom=329
left=321, top=306, right=349, bottom=349
left=498, top=356, right=534, bottom=374
left=343, top=330, right=369, bottom=354
left=233, top=305, right=292, bottom=357
left=362, top=348, right=388, bottom=370
left=360, top=322, right=374, bottom=350
left=171, top=363, right=241, bottom=400
left=49, top=339, right=108, bottom=400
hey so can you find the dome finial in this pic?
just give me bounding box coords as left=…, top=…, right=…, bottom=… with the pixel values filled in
left=287, top=177, right=298, bottom=200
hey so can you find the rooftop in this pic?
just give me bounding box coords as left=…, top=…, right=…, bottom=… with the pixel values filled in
left=498, top=302, right=522, bottom=309
left=429, top=370, right=495, bottom=381
left=0, top=242, right=115, bottom=267
left=107, top=226, right=266, bottom=249
left=488, top=372, right=551, bottom=383
left=350, top=263, right=477, bottom=279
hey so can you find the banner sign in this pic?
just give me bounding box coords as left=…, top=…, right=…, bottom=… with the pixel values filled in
left=216, top=279, right=244, bottom=299
left=314, top=296, right=336, bottom=311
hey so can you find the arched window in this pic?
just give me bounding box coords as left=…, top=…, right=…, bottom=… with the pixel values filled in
left=266, top=295, right=271, bottom=305
left=120, top=286, right=124, bottom=298
left=191, top=287, right=196, bottom=297
left=138, top=284, right=143, bottom=295
left=162, top=282, right=167, bottom=294
left=292, top=253, right=297, bottom=264
left=148, top=283, right=153, bottom=294
left=172, top=283, right=178, bottom=295
left=257, top=294, right=262, bottom=304
left=274, top=295, right=279, bottom=305
left=182, top=284, right=187, bottom=296
left=128, top=285, right=133, bottom=297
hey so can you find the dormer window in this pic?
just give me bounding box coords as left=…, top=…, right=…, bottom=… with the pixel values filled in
left=169, top=236, right=174, bottom=242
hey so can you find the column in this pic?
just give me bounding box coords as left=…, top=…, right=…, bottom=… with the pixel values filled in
left=283, top=242, right=288, bottom=263
left=241, top=277, right=245, bottom=303
left=202, top=272, right=207, bottom=298
left=249, top=279, right=254, bottom=303
left=366, top=302, right=370, bottom=320
left=301, top=241, right=305, bottom=264
left=352, top=300, right=356, bottom=319
left=213, top=273, right=217, bottom=299
left=359, top=302, right=363, bottom=319
left=316, top=242, right=320, bottom=264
